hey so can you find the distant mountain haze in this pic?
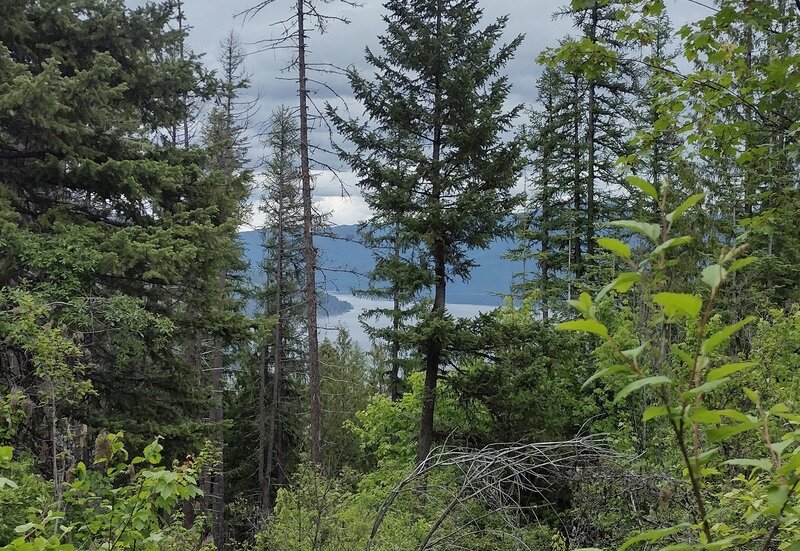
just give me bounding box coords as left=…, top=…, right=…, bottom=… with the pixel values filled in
left=239, top=224, right=527, bottom=306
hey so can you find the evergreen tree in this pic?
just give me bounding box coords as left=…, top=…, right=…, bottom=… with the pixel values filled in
left=509, top=66, right=582, bottom=317
left=330, top=0, right=524, bottom=462
left=196, top=30, right=254, bottom=546
left=357, top=222, right=428, bottom=402
left=257, top=106, right=306, bottom=516
left=0, top=0, right=242, bottom=471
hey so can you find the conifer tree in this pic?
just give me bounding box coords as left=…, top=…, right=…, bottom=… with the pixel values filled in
left=242, top=0, right=355, bottom=466
left=509, top=67, right=581, bottom=317
left=0, top=0, right=242, bottom=470
left=257, top=106, right=306, bottom=516
left=330, top=0, right=524, bottom=462
left=196, top=31, right=254, bottom=546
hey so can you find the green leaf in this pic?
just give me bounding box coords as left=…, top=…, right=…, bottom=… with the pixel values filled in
left=626, top=175, right=658, bottom=200
left=614, top=376, right=672, bottom=404
left=597, top=272, right=643, bottom=301
left=583, top=364, right=631, bottom=389
left=728, top=256, right=758, bottom=273
left=556, top=319, right=608, bottom=338
left=723, top=458, right=773, bottom=471
left=701, top=317, right=757, bottom=355
left=619, top=524, right=691, bottom=551
left=143, top=438, right=163, bottom=465
left=708, top=421, right=759, bottom=443
left=694, top=447, right=720, bottom=466
left=568, top=292, right=594, bottom=316
left=701, top=264, right=728, bottom=288
left=622, top=342, right=648, bottom=360
left=682, top=377, right=729, bottom=398
left=666, top=193, right=704, bottom=223
left=14, top=522, right=36, bottom=534
left=769, top=403, right=790, bottom=415
left=690, top=408, right=724, bottom=424
left=651, top=236, right=692, bottom=256
left=643, top=405, right=670, bottom=421
left=653, top=292, right=703, bottom=319
left=670, top=345, right=693, bottom=366
left=0, top=446, right=12, bottom=463
left=607, top=220, right=661, bottom=243
left=597, top=237, right=631, bottom=259
left=744, top=387, right=761, bottom=406
left=0, top=476, right=18, bottom=489
left=707, top=361, right=757, bottom=382
left=771, top=438, right=794, bottom=457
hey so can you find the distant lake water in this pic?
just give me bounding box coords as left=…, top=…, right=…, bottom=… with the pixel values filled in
left=318, top=294, right=494, bottom=350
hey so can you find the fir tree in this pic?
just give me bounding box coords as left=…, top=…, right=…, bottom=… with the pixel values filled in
left=330, top=0, right=524, bottom=462
left=0, top=0, right=243, bottom=471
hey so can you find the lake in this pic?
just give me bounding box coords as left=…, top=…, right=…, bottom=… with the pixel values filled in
left=318, top=293, right=494, bottom=350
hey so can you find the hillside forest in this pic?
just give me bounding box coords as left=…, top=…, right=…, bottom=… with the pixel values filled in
left=1, top=0, right=800, bottom=549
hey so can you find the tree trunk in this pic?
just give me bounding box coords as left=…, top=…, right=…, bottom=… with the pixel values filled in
left=571, top=73, right=582, bottom=284
left=264, top=186, right=285, bottom=515
left=389, top=229, right=401, bottom=402
left=297, top=0, right=322, bottom=467
left=416, top=0, right=444, bottom=466
left=258, top=345, right=268, bottom=514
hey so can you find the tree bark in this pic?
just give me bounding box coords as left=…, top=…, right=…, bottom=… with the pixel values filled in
left=571, top=73, right=582, bottom=284
left=264, top=178, right=286, bottom=514
left=389, top=228, right=401, bottom=402
left=586, top=1, right=598, bottom=264
left=258, top=345, right=268, bottom=514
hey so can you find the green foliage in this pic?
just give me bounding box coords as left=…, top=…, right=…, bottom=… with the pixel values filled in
left=451, top=299, right=597, bottom=442
left=0, top=433, right=205, bottom=550
left=560, top=185, right=800, bottom=548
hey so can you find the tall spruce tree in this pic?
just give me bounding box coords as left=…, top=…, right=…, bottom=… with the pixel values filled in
left=196, top=31, right=254, bottom=547
left=330, top=0, right=524, bottom=463
left=509, top=66, right=581, bottom=317
left=0, top=0, right=246, bottom=487
left=544, top=0, right=643, bottom=281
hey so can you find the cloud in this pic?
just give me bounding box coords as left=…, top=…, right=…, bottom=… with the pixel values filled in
left=241, top=169, right=366, bottom=230
left=127, top=0, right=712, bottom=227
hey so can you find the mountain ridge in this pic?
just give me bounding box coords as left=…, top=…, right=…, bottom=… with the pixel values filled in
left=239, top=224, right=526, bottom=306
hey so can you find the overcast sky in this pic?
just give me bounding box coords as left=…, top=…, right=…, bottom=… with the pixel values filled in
left=130, top=0, right=708, bottom=227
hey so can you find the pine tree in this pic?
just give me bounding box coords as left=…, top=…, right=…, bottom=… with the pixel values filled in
left=545, top=0, right=644, bottom=280
left=357, top=222, right=428, bottom=402
left=330, top=0, right=524, bottom=463
left=509, top=67, right=582, bottom=317
left=195, top=31, right=254, bottom=546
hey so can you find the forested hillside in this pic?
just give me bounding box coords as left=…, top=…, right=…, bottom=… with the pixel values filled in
left=1, top=0, right=799, bottom=550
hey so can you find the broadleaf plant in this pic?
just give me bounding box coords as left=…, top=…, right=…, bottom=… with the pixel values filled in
left=558, top=184, right=800, bottom=549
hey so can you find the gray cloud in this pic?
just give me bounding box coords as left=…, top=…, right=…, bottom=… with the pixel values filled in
left=129, top=0, right=712, bottom=225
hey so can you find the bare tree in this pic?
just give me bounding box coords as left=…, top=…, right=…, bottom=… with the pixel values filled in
left=240, top=0, right=358, bottom=468
left=366, top=435, right=615, bottom=551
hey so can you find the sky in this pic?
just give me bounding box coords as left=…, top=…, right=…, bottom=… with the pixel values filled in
left=129, top=0, right=709, bottom=227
